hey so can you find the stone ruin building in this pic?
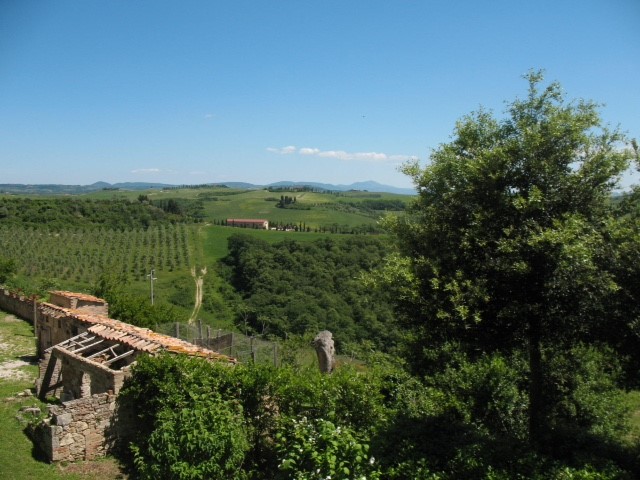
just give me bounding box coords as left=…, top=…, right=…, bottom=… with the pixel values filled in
left=0, top=288, right=235, bottom=463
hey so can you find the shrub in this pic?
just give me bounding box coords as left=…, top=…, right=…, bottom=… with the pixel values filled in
left=132, top=392, right=249, bottom=480
left=118, top=352, right=639, bottom=480
left=543, top=344, right=631, bottom=453
left=274, top=416, right=381, bottom=480
left=433, top=352, right=529, bottom=441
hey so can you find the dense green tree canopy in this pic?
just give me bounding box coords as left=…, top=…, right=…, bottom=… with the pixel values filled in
left=381, top=71, right=637, bottom=444
left=223, top=234, right=398, bottom=351
left=94, top=272, right=182, bottom=328
left=0, top=197, right=198, bottom=230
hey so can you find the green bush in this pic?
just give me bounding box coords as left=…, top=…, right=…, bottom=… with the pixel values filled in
left=274, top=417, right=380, bottom=480
left=132, top=393, right=249, bottom=480
left=117, top=353, right=640, bottom=480
left=94, top=272, right=182, bottom=328
left=272, top=365, right=386, bottom=433
left=433, top=352, right=529, bottom=441
left=543, top=344, right=631, bottom=450
left=0, top=255, right=15, bottom=283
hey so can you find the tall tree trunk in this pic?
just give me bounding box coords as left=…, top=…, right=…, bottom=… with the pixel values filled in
left=528, top=314, right=543, bottom=446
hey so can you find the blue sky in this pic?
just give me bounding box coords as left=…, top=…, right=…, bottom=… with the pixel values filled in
left=1, top=0, right=639, bottom=189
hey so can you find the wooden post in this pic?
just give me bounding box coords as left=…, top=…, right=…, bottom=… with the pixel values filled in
left=206, top=326, right=211, bottom=349
left=176, top=322, right=180, bottom=338
left=250, top=336, right=256, bottom=364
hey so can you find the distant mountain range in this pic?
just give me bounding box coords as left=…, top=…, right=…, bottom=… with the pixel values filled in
left=0, top=180, right=415, bottom=196
left=231, top=180, right=415, bottom=195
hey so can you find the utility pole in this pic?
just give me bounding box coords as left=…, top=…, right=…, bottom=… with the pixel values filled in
left=147, top=268, right=157, bottom=305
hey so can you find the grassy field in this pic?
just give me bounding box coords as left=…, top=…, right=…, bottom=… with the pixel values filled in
left=82, top=185, right=410, bottom=230
left=199, top=189, right=372, bottom=228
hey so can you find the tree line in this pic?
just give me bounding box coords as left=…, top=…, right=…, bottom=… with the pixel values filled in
left=0, top=197, right=191, bottom=230
left=338, top=198, right=407, bottom=211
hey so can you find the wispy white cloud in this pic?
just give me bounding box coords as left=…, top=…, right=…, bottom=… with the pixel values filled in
left=267, top=146, right=417, bottom=163
left=299, top=147, right=320, bottom=155
left=204, top=113, right=214, bottom=119
left=267, top=145, right=297, bottom=154
left=131, top=168, right=162, bottom=174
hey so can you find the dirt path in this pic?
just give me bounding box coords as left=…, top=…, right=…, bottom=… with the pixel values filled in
left=0, top=314, right=35, bottom=381
left=188, top=266, right=207, bottom=324
left=0, top=359, right=32, bottom=381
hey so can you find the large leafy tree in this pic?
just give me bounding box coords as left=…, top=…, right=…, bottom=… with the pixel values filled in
left=383, top=71, right=636, bottom=444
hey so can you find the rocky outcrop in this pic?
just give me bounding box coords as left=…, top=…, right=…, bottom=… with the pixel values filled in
left=313, top=330, right=335, bottom=374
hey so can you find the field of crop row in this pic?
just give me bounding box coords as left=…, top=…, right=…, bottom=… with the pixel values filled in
left=0, top=224, right=193, bottom=286
left=0, top=186, right=407, bottom=322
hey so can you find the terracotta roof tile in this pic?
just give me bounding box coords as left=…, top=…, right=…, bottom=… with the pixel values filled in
left=49, top=291, right=106, bottom=303
left=39, top=302, right=235, bottom=363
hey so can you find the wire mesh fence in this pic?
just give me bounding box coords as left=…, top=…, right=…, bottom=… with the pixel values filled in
left=154, top=321, right=279, bottom=365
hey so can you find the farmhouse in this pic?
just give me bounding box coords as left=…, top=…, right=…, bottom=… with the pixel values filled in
left=227, top=218, right=269, bottom=229
left=0, top=288, right=235, bottom=463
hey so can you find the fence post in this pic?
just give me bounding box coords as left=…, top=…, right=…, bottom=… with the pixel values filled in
left=206, top=326, right=211, bottom=349
left=250, top=336, right=256, bottom=364
left=273, top=342, right=278, bottom=367
left=176, top=322, right=180, bottom=339
left=198, top=320, right=203, bottom=343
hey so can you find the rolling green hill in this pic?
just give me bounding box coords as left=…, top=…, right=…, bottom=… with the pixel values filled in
left=78, top=185, right=411, bottom=232
left=0, top=186, right=413, bottom=341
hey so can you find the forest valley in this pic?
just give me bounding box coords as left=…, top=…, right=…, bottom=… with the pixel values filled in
left=1, top=72, right=640, bottom=479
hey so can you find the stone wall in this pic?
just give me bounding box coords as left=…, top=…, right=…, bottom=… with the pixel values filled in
left=57, top=347, right=128, bottom=399
left=36, top=312, right=83, bottom=357
left=36, top=349, right=64, bottom=399
left=32, top=393, right=118, bottom=462
left=74, top=304, right=109, bottom=316
left=48, top=292, right=109, bottom=316
left=0, top=288, right=36, bottom=322
left=2, top=287, right=230, bottom=463
left=37, top=347, right=130, bottom=401
left=0, top=288, right=101, bottom=356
